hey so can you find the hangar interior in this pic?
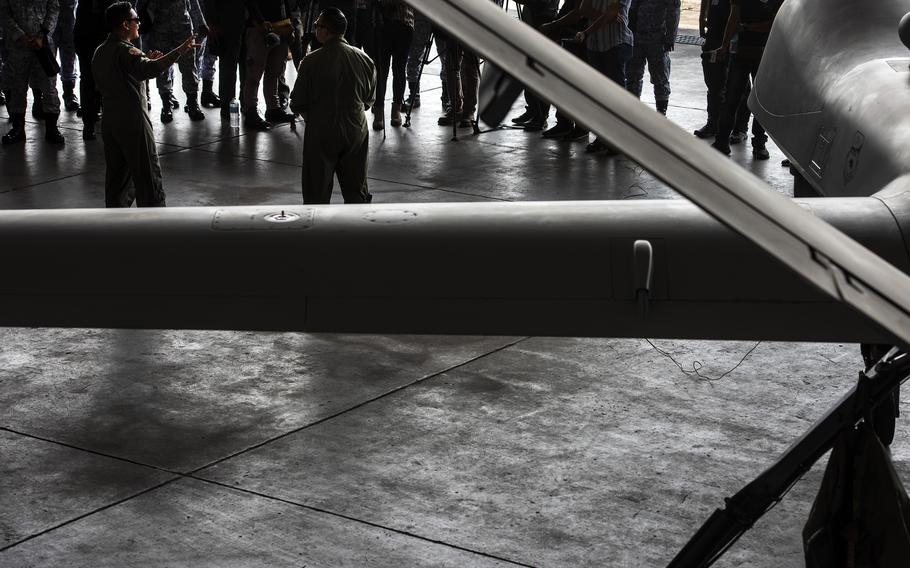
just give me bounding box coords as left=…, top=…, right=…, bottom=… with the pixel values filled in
left=2, top=7, right=909, bottom=568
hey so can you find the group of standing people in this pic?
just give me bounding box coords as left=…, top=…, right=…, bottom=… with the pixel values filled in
left=697, top=0, right=783, bottom=160
left=0, top=0, right=786, bottom=209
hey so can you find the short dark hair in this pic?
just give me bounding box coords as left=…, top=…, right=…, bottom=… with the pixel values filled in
left=319, top=7, right=347, bottom=35
left=105, top=2, right=134, bottom=32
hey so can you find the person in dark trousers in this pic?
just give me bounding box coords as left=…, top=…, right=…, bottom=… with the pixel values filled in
left=290, top=7, right=375, bottom=204
left=92, top=2, right=197, bottom=207
left=508, top=0, right=559, bottom=131
left=547, top=0, right=634, bottom=155
left=694, top=0, right=750, bottom=141
left=243, top=0, right=296, bottom=129
left=706, top=0, right=782, bottom=160
left=74, top=0, right=115, bottom=141
left=372, top=0, right=414, bottom=130
left=539, top=0, right=590, bottom=140
left=204, top=0, right=247, bottom=117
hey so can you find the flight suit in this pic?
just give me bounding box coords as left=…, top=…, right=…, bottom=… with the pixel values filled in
left=92, top=34, right=180, bottom=207
left=0, top=0, right=61, bottom=116
left=290, top=38, right=376, bottom=204
left=136, top=0, right=205, bottom=104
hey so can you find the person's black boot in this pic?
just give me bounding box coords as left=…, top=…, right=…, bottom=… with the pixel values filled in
left=83, top=121, right=96, bottom=141
left=31, top=88, right=44, bottom=120
left=63, top=81, right=80, bottom=112
left=403, top=81, right=420, bottom=111
left=656, top=100, right=668, bottom=115
left=185, top=95, right=206, bottom=121
left=170, top=94, right=180, bottom=109
left=694, top=119, right=716, bottom=138
left=44, top=113, right=65, bottom=144
left=161, top=106, right=173, bottom=123
left=2, top=113, right=26, bottom=145
left=201, top=80, right=221, bottom=108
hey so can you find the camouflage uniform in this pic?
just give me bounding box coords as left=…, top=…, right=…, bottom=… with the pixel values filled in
left=625, top=0, right=680, bottom=113
left=0, top=0, right=61, bottom=115
left=52, top=0, right=76, bottom=83
left=194, top=0, right=215, bottom=83
left=136, top=0, right=206, bottom=105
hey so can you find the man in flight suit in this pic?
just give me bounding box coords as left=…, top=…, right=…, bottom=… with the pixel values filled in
left=92, top=2, right=197, bottom=207
left=290, top=7, right=375, bottom=205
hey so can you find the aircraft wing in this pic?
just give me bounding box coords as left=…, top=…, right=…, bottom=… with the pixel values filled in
left=403, top=0, right=910, bottom=347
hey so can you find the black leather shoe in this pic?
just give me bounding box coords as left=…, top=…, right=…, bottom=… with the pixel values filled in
left=711, top=141, right=732, bottom=156
left=63, top=92, right=80, bottom=112
left=161, top=107, right=173, bottom=123
left=264, top=108, right=295, bottom=123
left=437, top=109, right=455, bottom=126
left=2, top=114, right=25, bottom=145
left=244, top=112, right=271, bottom=131
left=585, top=139, right=616, bottom=155
left=693, top=122, right=716, bottom=139
left=185, top=100, right=206, bottom=121
left=541, top=123, right=572, bottom=139
left=44, top=113, right=65, bottom=145
left=170, top=95, right=180, bottom=109
left=561, top=126, right=589, bottom=141
left=510, top=110, right=533, bottom=125
left=753, top=143, right=770, bottom=160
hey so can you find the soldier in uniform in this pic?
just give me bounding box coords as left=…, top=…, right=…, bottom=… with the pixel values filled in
left=54, top=0, right=79, bottom=111
left=625, top=0, right=680, bottom=115
left=290, top=7, right=375, bottom=204
left=0, top=0, right=64, bottom=145
left=136, top=0, right=208, bottom=122
left=92, top=1, right=197, bottom=207
left=195, top=0, right=219, bottom=107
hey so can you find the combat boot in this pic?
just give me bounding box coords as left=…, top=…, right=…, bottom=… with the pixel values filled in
left=201, top=80, right=221, bottom=108
left=2, top=113, right=26, bottom=145
left=185, top=95, right=206, bottom=121
left=693, top=119, right=716, bottom=139
left=373, top=107, right=385, bottom=131
left=62, top=81, right=80, bottom=112
left=31, top=88, right=44, bottom=120
left=44, top=113, right=65, bottom=144
left=390, top=103, right=402, bottom=127
left=161, top=106, right=174, bottom=123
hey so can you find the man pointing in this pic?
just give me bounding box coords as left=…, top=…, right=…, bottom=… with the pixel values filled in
left=92, top=2, right=197, bottom=207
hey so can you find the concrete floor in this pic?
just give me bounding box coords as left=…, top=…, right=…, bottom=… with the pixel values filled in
left=1, top=27, right=908, bottom=568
